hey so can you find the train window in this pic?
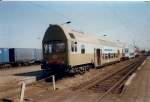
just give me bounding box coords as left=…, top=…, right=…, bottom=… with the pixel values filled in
left=114, top=53, right=116, bottom=58
left=102, top=54, right=105, bottom=59
left=125, top=48, right=129, bottom=53
left=69, top=33, right=75, bottom=39
left=81, top=45, right=85, bottom=54
left=75, top=42, right=77, bottom=52
left=111, top=53, right=114, bottom=58
left=48, top=44, right=52, bottom=53
left=44, top=44, right=48, bottom=53
left=108, top=53, right=111, bottom=59
left=71, top=41, right=74, bottom=52
left=105, top=54, right=108, bottom=59
left=116, top=53, right=118, bottom=58
left=113, top=53, right=115, bottom=58
left=44, top=41, right=65, bottom=53
left=71, top=41, right=77, bottom=52
left=118, top=50, right=120, bottom=54
left=54, top=43, right=65, bottom=52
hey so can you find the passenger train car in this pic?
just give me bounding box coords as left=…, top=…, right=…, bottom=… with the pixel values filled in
left=123, top=44, right=139, bottom=59
left=41, top=24, right=124, bottom=74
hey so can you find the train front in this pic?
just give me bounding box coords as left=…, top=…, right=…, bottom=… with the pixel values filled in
left=41, top=25, right=68, bottom=74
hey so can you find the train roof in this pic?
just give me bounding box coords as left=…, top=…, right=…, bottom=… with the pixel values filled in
left=44, top=24, right=124, bottom=48
left=57, top=25, right=122, bottom=48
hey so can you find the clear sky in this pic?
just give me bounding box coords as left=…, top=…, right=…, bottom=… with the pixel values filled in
left=0, top=1, right=150, bottom=50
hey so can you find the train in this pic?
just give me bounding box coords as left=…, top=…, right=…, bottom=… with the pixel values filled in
left=122, top=44, right=140, bottom=59
left=0, top=48, right=42, bottom=67
left=41, top=24, right=135, bottom=74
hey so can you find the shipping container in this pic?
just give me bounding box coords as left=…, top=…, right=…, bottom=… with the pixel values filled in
left=0, top=48, right=9, bottom=64
left=9, top=48, right=42, bottom=64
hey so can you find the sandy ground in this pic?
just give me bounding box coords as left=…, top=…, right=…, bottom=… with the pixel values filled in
left=0, top=65, right=42, bottom=99
left=120, top=56, right=150, bottom=102
left=0, top=65, right=41, bottom=76
left=0, top=65, right=41, bottom=84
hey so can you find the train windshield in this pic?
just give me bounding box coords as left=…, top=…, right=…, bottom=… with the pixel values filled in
left=44, top=41, right=65, bottom=53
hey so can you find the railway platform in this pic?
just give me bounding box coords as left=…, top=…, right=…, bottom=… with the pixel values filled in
left=120, top=56, right=150, bottom=102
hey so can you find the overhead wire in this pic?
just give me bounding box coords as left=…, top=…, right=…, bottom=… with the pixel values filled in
left=29, top=2, right=88, bottom=30
left=30, top=2, right=95, bottom=32
left=106, top=2, right=137, bottom=46
left=30, top=2, right=70, bottom=20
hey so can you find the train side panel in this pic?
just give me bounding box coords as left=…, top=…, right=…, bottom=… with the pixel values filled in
left=68, top=41, right=94, bottom=66
left=68, top=41, right=121, bottom=67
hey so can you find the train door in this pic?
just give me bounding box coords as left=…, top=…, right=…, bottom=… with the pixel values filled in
left=94, top=49, right=102, bottom=66
left=118, top=50, right=120, bottom=59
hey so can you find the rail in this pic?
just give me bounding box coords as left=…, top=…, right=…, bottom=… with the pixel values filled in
left=54, top=56, right=146, bottom=102
left=94, top=56, right=146, bottom=102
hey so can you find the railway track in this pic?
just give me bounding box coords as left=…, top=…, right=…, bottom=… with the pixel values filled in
left=70, top=58, right=137, bottom=91
left=93, top=56, right=146, bottom=102
left=57, top=56, right=146, bottom=102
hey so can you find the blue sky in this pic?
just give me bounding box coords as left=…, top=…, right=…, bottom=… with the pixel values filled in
left=0, top=1, right=150, bottom=50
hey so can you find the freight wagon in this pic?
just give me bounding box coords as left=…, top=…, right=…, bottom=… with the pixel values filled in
left=0, top=48, right=42, bottom=67
left=9, top=48, right=42, bottom=66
